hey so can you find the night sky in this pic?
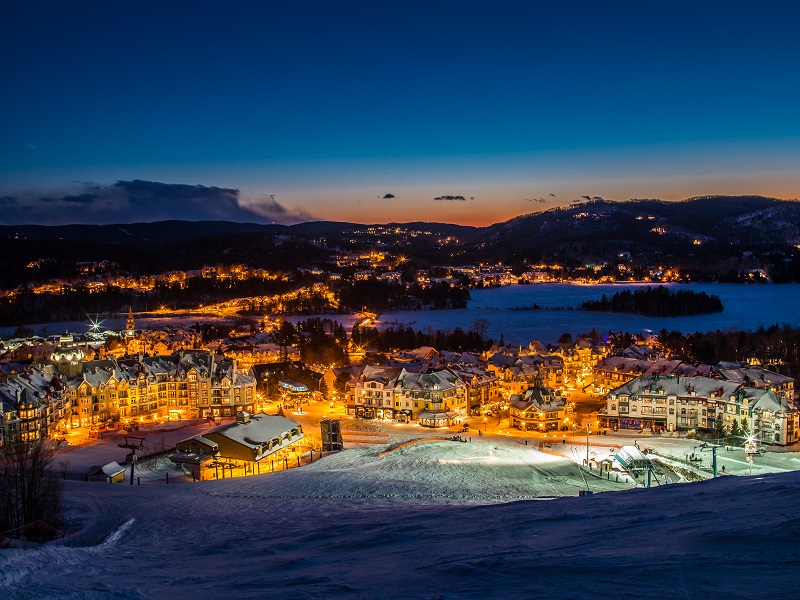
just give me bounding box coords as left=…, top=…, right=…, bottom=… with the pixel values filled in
left=2, top=1, right=799, bottom=226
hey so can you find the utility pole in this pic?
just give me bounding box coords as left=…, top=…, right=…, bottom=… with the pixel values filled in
left=118, top=436, right=146, bottom=485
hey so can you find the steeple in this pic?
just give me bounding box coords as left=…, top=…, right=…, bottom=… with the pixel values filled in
left=126, top=306, right=136, bottom=336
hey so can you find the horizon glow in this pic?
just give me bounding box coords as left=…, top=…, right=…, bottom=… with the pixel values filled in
left=1, top=2, right=799, bottom=226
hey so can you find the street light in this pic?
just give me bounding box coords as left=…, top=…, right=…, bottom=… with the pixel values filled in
left=586, top=423, right=591, bottom=467
left=483, top=417, right=488, bottom=432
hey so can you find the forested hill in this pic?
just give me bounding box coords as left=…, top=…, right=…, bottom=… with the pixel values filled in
left=1, top=196, right=799, bottom=283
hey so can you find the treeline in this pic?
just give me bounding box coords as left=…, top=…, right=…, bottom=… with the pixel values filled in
left=352, top=324, right=492, bottom=354
left=657, top=325, right=800, bottom=376
left=580, top=286, right=723, bottom=317
left=337, top=280, right=470, bottom=312
left=273, top=318, right=350, bottom=367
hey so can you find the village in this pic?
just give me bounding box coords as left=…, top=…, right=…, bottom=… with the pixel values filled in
left=1, top=306, right=797, bottom=491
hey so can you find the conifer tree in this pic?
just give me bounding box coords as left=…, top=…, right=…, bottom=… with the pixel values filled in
left=713, top=414, right=726, bottom=441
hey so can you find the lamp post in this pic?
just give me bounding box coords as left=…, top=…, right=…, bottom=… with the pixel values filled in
left=483, top=416, right=488, bottom=432
left=586, top=423, right=591, bottom=467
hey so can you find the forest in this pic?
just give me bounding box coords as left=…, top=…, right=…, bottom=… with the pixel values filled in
left=580, top=286, right=723, bottom=317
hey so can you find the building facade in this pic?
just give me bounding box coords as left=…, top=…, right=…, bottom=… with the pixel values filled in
left=350, top=366, right=468, bottom=424
left=601, top=374, right=798, bottom=445
left=64, top=350, right=256, bottom=428
left=508, top=376, right=568, bottom=432
left=0, top=366, right=70, bottom=452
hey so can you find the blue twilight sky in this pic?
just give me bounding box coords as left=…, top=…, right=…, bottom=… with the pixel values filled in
left=1, top=1, right=799, bottom=226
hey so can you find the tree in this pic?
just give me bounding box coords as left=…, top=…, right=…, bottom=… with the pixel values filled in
left=729, top=418, right=742, bottom=440
left=470, top=318, right=489, bottom=342
left=712, top=414, right=726, bottom=441
left=0, top=439, right=64, bottom=544
left=558, top=332, right=573, bottom=344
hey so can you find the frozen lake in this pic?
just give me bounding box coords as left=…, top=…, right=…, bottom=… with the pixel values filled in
left=380, top=282, right=800, bottom=345
left=3, top=283, right=798, bottom=346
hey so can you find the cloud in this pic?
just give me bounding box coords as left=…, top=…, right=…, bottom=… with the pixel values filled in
left=0, top=180, right=314, bottom=225
left=62, top=193, right=98, bottom=204
left=525, top=197, right=548, bottom=204
left=246, top=194, right=313, bottom=224
left=433, top=195, right=467, bottom=201
left=382, top=193, right=396, bottom=199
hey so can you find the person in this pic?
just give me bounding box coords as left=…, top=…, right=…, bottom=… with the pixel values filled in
left=721, top=465, right=726, bottom=473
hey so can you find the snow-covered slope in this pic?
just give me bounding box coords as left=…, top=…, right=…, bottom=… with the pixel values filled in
left=2, top=439, right=798, bottom=599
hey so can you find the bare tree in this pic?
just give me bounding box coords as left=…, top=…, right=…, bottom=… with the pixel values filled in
left=0, top=439, right=64, bottom=544
left=470, top=317, right=489, bottom=342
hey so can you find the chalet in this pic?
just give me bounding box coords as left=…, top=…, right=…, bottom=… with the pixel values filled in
left=200, top=412, right=304, bottom=463
left=508, top=375, right=567, bottom=432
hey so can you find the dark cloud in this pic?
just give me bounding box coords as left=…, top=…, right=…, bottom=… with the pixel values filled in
left=0, top=196, right=17, bottom=205
left=71, top=181, right=103, bottom=191
left=433, top=195, right=467, bottom=201
left=581, top=195, right=592, bottom=201
left=62, top=193, right=97, bottom=204
left=382, top=193, right=396, bottom=199
left=114, top=179, right=239, bottom=209
left=0, top=180, right=314, bottom=225
left=549, top=193, right=556, bottom=197
left=247, top=194, right=313, bottom=224
left=525, top=197, right=548, bottom=204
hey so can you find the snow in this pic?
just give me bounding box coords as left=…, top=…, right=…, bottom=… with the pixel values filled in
left=214, top=414, right=302, bottom=447
left=2, top=432, right=799, bottom=599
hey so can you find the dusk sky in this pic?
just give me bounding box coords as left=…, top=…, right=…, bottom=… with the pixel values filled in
left=2, top=1, right=799, bottom=226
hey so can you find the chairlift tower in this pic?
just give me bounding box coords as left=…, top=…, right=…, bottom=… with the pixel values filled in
left=695, top=441, right=720, bottom=477
left=118, top=436, right=146, bottom=485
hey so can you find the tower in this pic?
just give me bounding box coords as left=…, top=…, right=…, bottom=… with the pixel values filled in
left=125, top=306, right=139, bottom=354
left=126, top=306, right=136, bottom=336
left=51, top=332, right=84, bottom=377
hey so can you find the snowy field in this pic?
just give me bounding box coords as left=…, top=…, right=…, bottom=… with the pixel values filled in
left=2, top=435, right=799, bottom=599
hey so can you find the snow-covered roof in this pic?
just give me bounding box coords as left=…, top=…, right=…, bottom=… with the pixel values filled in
left=214, top=414, right=302, bottom=447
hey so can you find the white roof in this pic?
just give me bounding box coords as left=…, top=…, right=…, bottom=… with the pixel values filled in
left=216, top=415, right=301, bottom=447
